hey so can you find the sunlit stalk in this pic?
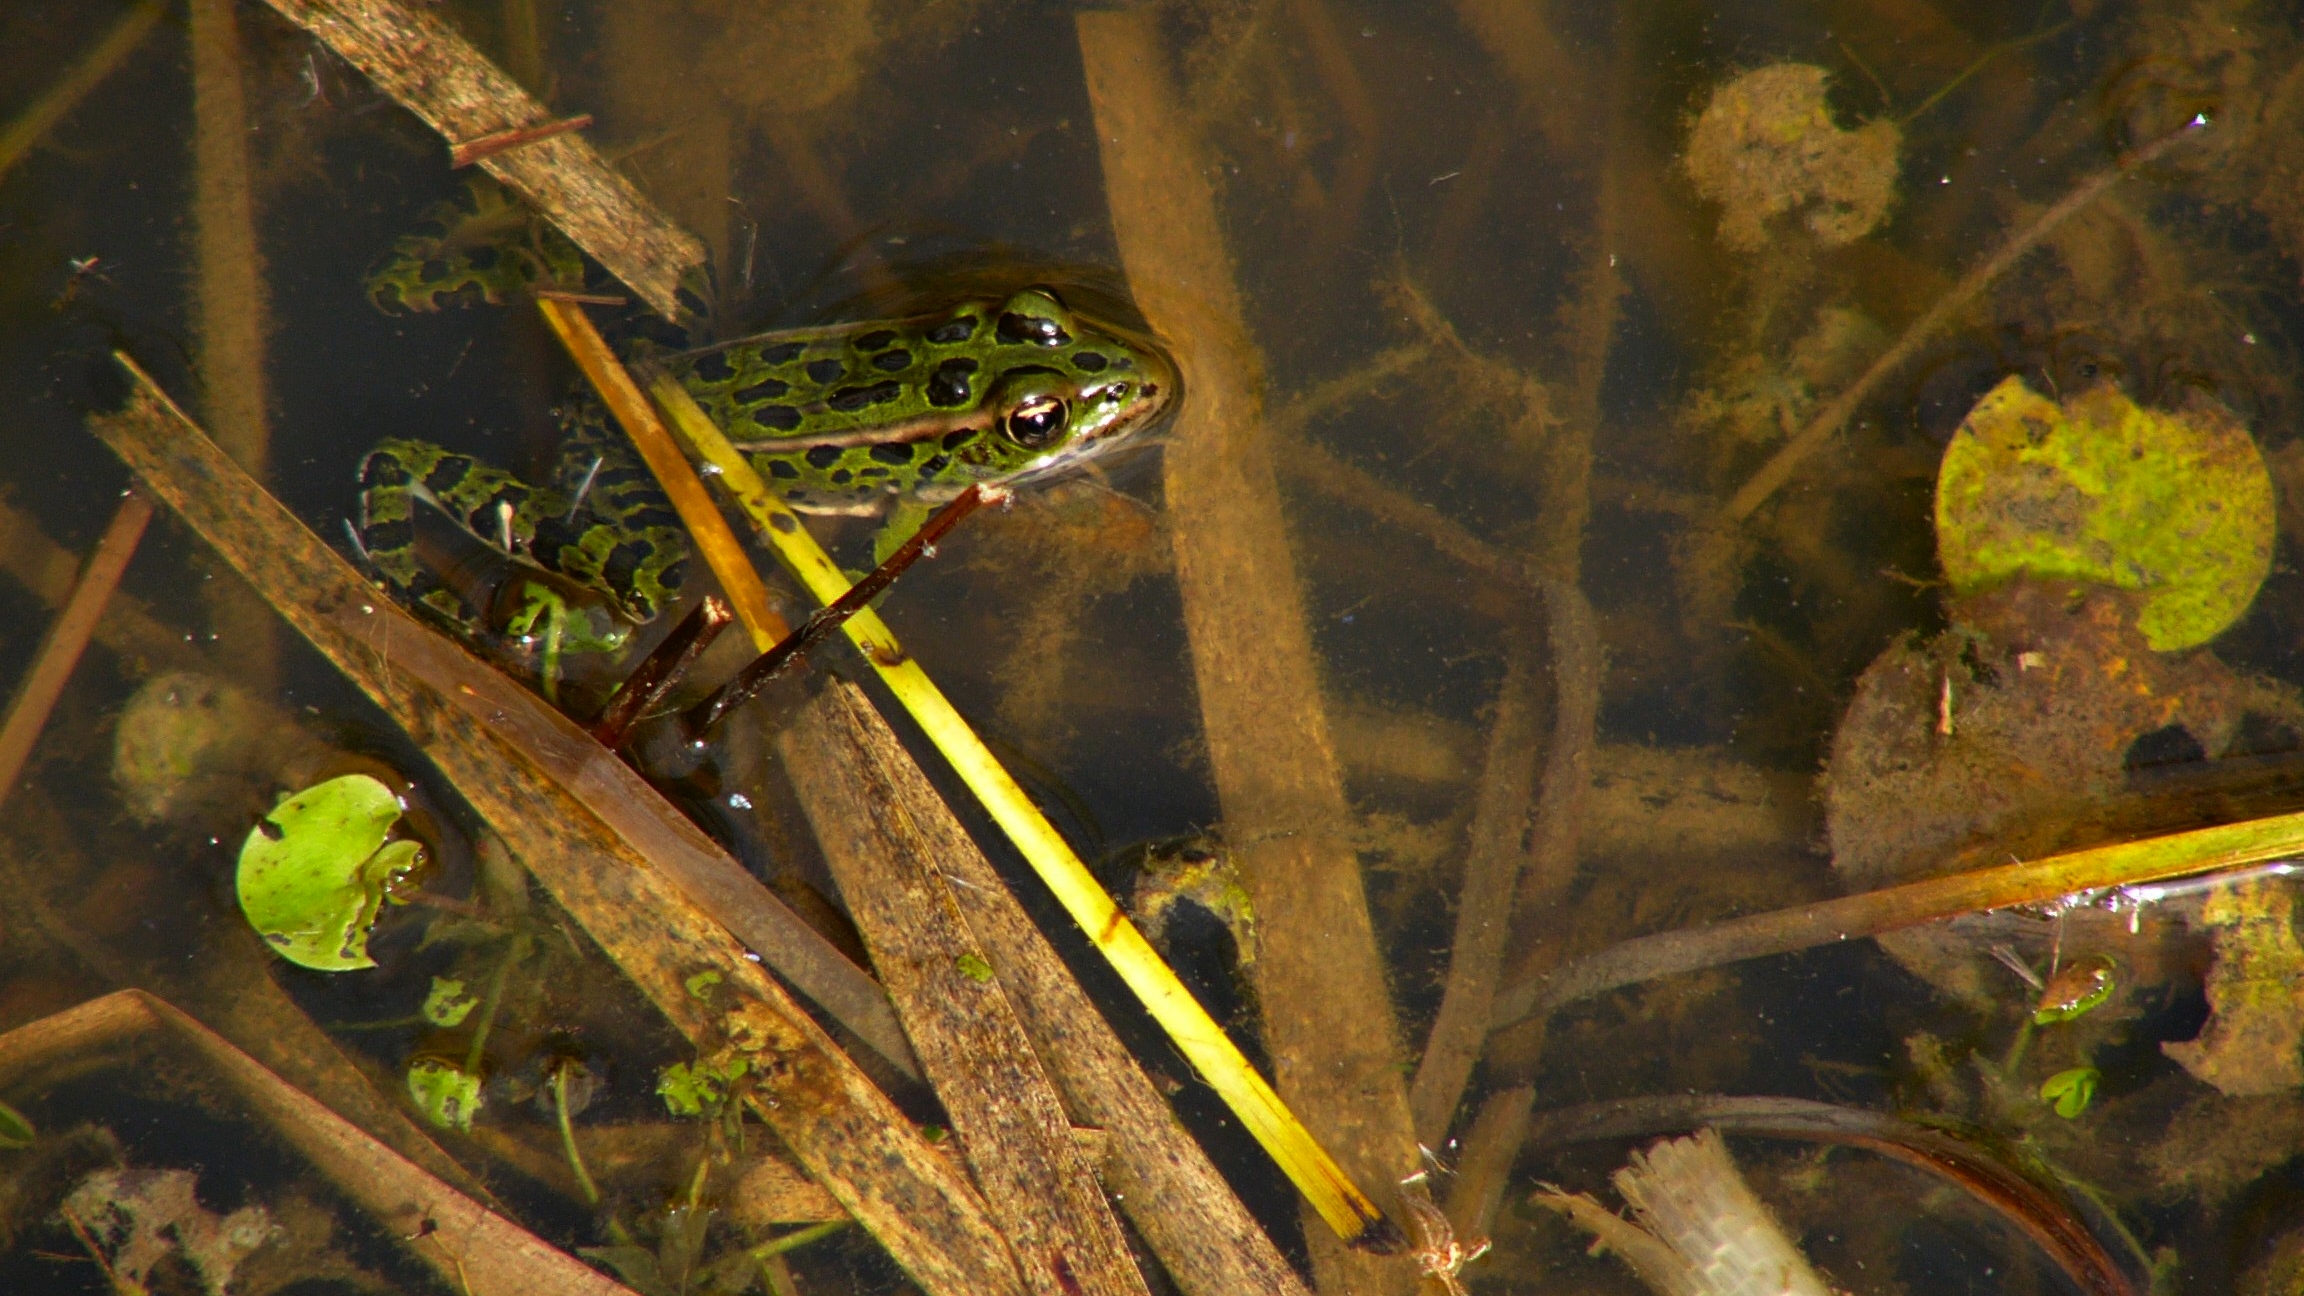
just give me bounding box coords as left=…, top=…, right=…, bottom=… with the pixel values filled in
left=644, top=372, right=1391, bottom=1245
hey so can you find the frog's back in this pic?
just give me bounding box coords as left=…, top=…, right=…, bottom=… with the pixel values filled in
left=665, top=287, right=1176, bottom=515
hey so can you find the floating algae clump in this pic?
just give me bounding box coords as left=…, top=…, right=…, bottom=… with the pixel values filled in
left=1935, top=376, right=2274, bottom=651
left=1683, top=63, right=1900, bottom=250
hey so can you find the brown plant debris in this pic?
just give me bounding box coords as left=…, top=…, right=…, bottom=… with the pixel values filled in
left=1682, top=64, right=1900, bottom=252
left=2162, top=877, right=2304, bottom=1095
left=61, top=1167, right=277, bottom=1296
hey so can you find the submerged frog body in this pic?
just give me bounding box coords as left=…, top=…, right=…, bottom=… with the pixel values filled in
left=355, top=287, right=1177, bottom=675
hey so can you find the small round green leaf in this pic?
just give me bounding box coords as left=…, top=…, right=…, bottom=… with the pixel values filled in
left=408, top=1056, right=483, bottom=1131
left=236, top=774, right=421, bottom=971
left=2040, top=1066, right=2101, bottom=1119
left=423, top=977, right=478, bottom=1027
left=1936, top=377, right=2274, bottom=651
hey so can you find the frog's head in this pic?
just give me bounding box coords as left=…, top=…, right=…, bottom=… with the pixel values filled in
left=963, top=287, right=1177, bottom=487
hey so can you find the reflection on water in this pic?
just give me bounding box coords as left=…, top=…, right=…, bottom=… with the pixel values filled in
left=5, top=0, right=2304, bottom=1291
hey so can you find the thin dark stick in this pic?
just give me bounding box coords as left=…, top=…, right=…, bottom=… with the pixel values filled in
left=590, top=596, right=731, bottom=748
left=681, top=485, right=993, bottom=741
left=1722, top=116, right=2208, bottom=523
left=0, top=491, right=153, bottom=813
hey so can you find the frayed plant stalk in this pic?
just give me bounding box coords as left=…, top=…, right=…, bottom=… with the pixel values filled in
left=1538, top=1129, right=1833, bottom=1296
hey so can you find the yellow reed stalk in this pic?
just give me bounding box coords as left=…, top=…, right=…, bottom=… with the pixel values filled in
left=642, top=372, right=1391, bottom=1245
left=534, top=299, right=787, bottom=647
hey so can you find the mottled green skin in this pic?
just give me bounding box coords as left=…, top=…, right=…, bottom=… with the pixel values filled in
left=356, top=288, right=1174, bottom=659
left=366, top=176, right=584, bottom=314
left=669, top=288, right=1176, bottom=515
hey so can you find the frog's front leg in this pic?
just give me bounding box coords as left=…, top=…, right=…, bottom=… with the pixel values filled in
left=871, top=498, right=937, bottom=568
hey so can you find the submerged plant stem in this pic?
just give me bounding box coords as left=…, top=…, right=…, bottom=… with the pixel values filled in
left=0, top=492, right=151, bottom=816
left=1490, top=804, right=2304, bottom=1030
left=0, top=1, right=164, bottom=179
left=553, top=1062, right=601, bottom=1205
left=1722, top=117, right=2209, bottom=524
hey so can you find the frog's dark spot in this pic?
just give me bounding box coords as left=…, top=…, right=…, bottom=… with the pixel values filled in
left=919, top=453, right=950, bottom=477
left=767, top=458, right=800, bottom=480
left=806, top=359, right=847, bottom=385
left=1111, top=356, right=1134, bottom=369
left=998, top=312, right=1071, bottom=347
left=755, top=342, right=806, bottom=365
left=602, top=539, right=654, bottom=592
left=747, top=405, right=803, bottom=432
left=422, top=457, right=473, bottom=495
left=770, top=511, right=798, bottom=532
left=420, top=259, right=450, bottom=281
left=827, top=380, right=903, bottom=412
left=653, top=557, right=689, bottom=598
left=858, top=466, right=886, bottom=478
left=465, top=245, right=499, bottom=271
left=257, top=817, right=285, bottom=841
left=869, top=442, right=913, bottom=465
left=942, top=428, right=977, bottom=450
left=831, top=468, right=853, bottom=485
left=691, top=352, right=735, bottom=383
left=927, top=357, right=978, bottom=407
left=806, top=446, right=844, bottom=470
left=1071, top=351, right=1109, bottom=372
left=928, top=316, right=977, bottom=344
left=872, top=349, right=912, bottom=372
left=855, top=330, right=898, bottom=351
left=734, top=378, right=789, bottom=402
left=623, top=505, right=682, bottom=532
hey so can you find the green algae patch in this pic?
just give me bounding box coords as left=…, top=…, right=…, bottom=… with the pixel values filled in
left=235, top=773, right=422, bottom=971
left=1935, top=377, right=2273, bottom=651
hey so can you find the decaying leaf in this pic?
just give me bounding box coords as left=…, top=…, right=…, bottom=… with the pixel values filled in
left=2163, top=878, right=2304, bottom=1095
left=1683, top=64, right=1901, bottom=251
left=61, top=1167, right=275, bottom=1296
left=1936, top=377, right=2274, bottom=652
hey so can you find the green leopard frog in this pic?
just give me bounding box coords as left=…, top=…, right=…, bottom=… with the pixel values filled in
left=356, top=202, right=1177, bottom=696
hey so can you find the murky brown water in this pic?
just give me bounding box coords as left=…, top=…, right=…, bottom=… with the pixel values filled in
left=7, top=2, right=2304, bottom=1293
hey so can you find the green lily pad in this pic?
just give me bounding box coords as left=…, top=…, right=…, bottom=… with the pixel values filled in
left=236, top=774, right=423, bottom=971
left=408, top=1056, right=484, bottom=1131
left=1935, top=377, right=2274, bottom=651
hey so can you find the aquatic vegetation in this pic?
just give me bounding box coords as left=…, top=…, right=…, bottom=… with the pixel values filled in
left=1682, top=64, right=1901, bottom=251
left=2162, top=878, right=2304, bottom=1095
left=1936, top=377, right=2274, bottom=652
left=233, top=773, right=424, bottom=972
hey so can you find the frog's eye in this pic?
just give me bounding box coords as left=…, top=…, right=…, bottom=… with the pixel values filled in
left=1004, top=395, right=1069, bottom=448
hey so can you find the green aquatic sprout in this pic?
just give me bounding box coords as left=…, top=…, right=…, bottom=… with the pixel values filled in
left=0, top=1097, right=34, bottom=1149
left=423, top=977, right=478, bottom=1028
left=408, top=1056, right=484, bottom=1131
left=2040, top=1066, right=2101, bottom=1119
left=1936, top=377, right=2274, bottom=651
left=656, top=1057, right=748, bottom=1118
left=236, top=773, right=423, bottom=971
